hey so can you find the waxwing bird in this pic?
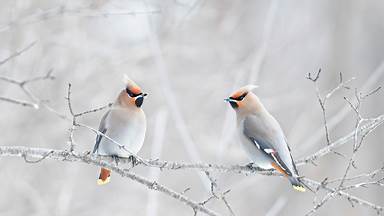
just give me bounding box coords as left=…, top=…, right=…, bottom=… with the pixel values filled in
left=93, top=76, right=147, bottom=185
left=225, top=85, right=305, bottom=192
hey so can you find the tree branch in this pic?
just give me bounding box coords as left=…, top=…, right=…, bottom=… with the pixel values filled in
left=0, top=146, right=219, bottom=216
left=296, top=114, right=384, bottom=166
left=302, top=177, right=383, bottom=215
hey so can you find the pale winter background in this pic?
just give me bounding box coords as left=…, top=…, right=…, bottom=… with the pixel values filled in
left=0, top=0, right=383, bottom=216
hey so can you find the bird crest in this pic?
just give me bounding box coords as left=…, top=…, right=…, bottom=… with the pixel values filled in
left=230, top=84, right=258, bottom=99
left=123, top=74, right=142, bottom=95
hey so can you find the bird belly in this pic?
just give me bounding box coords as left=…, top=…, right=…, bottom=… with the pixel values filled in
left=98, top=129, right=144, bottom=157
left=97, top=111, right=146, bottom=158
left=239, top=130, right=273, bottom=169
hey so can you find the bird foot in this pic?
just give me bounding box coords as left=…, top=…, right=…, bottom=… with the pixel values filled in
left=245, top=162, right=269, bottom=171
left=246, top=162, right=255, bottom=169
left=128, top=155, right=138, bottom=167
left=112, top=155, right=120, bottom=165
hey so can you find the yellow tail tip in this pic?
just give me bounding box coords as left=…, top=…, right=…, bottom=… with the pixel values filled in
left=97, top=177, right=110, bottom=185
left=293, top=185, right=306, bottom=192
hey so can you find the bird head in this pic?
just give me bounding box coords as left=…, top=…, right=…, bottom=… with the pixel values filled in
left=120, top=75, right=148, bottom=108
left=225, top=85, right=259, bottom=111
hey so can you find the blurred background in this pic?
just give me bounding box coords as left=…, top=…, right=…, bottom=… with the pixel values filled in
left=0, top=0, right=383, bottom=215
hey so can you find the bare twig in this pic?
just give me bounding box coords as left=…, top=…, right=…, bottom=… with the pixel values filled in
left=302, top=178, right=383, bottom=215
left=0, top=96, right=38, bottom=108
left=0, top=69, right=55, bottom=109
left=0, top=41, right=37, bottom=66
left=325, top=166, right=384, bottom=185
left=306, top=69, right=355, bottom=146
left=0, top=6, right=160, bottom=33
left=297, top=114, right=384, bottom=166
left=74, top=103, right=113, bottom=117
left=306, top=68, right=321, bottom=82
left=22, top=150, right=54, bottom=163
left=0, top=146, right=219, bottom=216
left=306, top=191, right=335, bottom=216
left=301, top=61, right=384, bottom=154
left=341, top=178, right=384, bottom=191
left=303, top=73, right=383, bottom=215
left=65, top=83, right=77, bottom=152
left=337, top=87, right=381, bottom=190
left=200, top=171, right=236, bottom=216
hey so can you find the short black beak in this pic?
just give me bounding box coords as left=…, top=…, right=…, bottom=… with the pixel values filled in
left=224, top=98, right=238, bottom=109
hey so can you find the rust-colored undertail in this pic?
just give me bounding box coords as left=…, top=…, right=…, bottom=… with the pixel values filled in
left=271, top=162, right=289, bottom=176
left=97, top=168, right=111, bottom=185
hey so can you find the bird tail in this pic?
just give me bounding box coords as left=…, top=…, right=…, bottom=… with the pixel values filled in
left=97, top=168, right=111, bottom=185
left=289, top=176, right=306, bottom=192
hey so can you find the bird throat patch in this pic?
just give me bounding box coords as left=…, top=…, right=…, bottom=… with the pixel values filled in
left=229, top=101, right=238, bottom=109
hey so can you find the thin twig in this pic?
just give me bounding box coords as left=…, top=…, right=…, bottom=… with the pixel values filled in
left=306, top=69, right=355, bottom=146
left=0, top=41, right=37, bottom=65
left=0, top=146, right=219, bottom=216
left=74, top=103, right=113, bottom=117
left=0, top=96, right=38, bottom=108
left=302, top=178, right=383, bottom=214
left=303, top=78, right=383, bottom=215
left=0, top=70, right=56, bottom=109
left=0, top=6, right=160, bottom=33
left=65, top=83, right=77, bottom=152
left=297, top=115, right=384, bottom=166
left=337, top=87, right=381, bottom=191
left=301, top=61, right=384, bottom=153
left=22, top=150, right=54, bottom=163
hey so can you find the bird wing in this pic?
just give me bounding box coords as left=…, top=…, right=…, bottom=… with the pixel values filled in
left=285, top=137, right=299, bottom=175
left=93, top=110, right=110, bottom=154
left=243, top=115, right=295, bottom=176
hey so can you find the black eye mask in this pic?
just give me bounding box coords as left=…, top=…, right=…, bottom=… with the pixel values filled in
left=126, top=88, right=142, bottom=98
left=230, top=92, right=248, bottom=101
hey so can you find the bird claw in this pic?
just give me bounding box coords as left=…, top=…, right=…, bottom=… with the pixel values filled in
left=112, top=155, right=120, bottom=165
left=128, top=155, right=138, bottom=167
left=246, top=162, right=255, bottom=169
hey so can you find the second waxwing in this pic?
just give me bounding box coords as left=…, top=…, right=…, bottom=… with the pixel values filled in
left=225, top=85, right=305, bottom=192
left=93, top=76, right=147, bottom=185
